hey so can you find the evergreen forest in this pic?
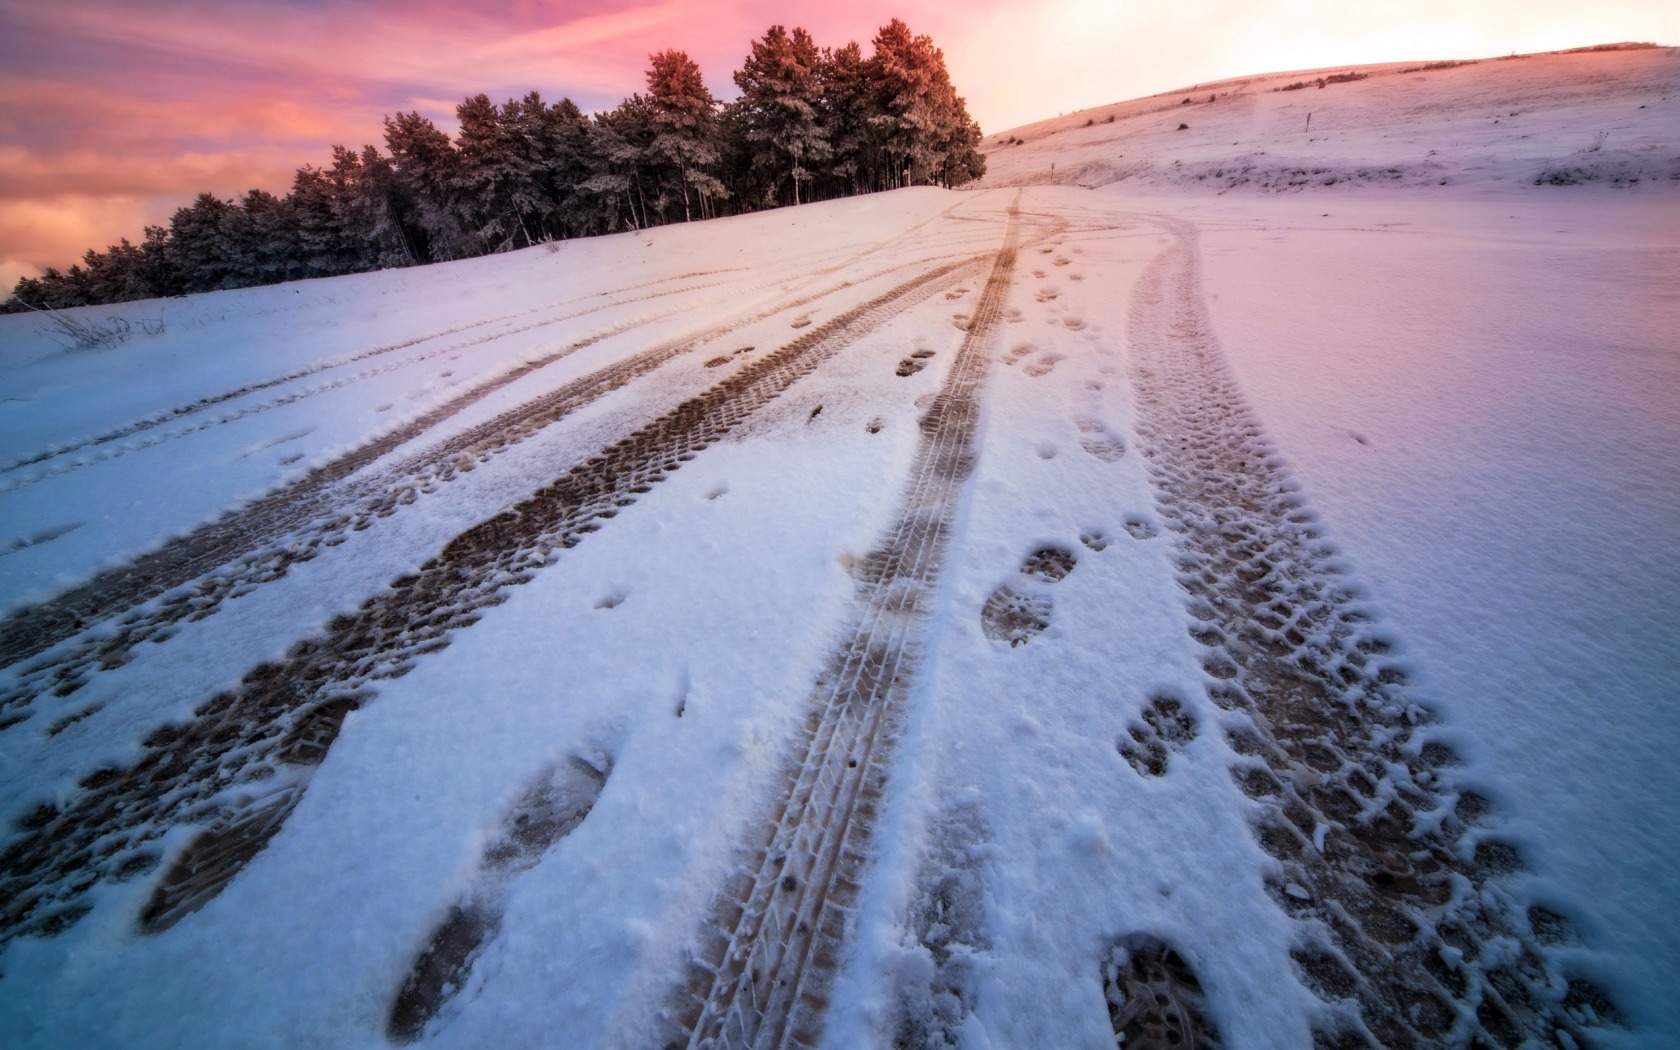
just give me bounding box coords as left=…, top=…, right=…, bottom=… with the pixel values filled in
left=3, top=19, right=986, bottom=314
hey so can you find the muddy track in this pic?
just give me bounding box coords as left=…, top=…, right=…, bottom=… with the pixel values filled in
left=662, top=197, right=1022, bottom=1050
left=0, top=271, right=749, bottom=493
left=1125, top=215, right=1620, bottom=1047
left=0, top=254, right=978, bottom=716
left=0, top=255, right=986, bottom=953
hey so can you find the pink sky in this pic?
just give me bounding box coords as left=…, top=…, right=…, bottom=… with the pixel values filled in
left=1, top=0, right=1674, bottom=290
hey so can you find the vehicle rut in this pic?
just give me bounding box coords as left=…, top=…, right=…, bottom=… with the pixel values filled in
left=1125, top=214, right=1620, bottom=1047
left=0, top=255, right=984, bottom=954
left=663, top=195, right=1021, bottom=1050
left=0, top=270, right=746, bottom=484
left=0, top=252, right=979, bottom=725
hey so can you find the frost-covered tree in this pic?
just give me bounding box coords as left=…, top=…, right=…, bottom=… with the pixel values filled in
left=0, top=22, right=986, bottom=313
left=645, top=50, right=727, bottom=221
left=732, top=26, right=830, bottom=206
left=383, top=111, right=470, bottom=262
left=867, top=19, right=985, bottom=189
left=817, top=40, right=872, bottom=197
left=168, top=193, right=244, bottom=292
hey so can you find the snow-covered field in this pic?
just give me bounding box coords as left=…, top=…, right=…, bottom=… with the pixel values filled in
left=1, top=45, right=1675, bottom=1050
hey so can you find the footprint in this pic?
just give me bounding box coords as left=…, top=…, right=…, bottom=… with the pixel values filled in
left=1023, top=353, right=1064, bottom=378
left=1036, top=444, right=1057, bottom=460
left=896, top=349, right=935, bottom=377
left=952, top=314, right=971, bottom=332
left=1103, top=936, right=1222, bottom=1046
left=945, top=287, right=971, bottom=300
left=1020, top=548, right=1077, bottom=582
left=866, top=418, right=884, bottom=434
left=1117, top=695, right=1198, bottom=777
left=1123, top=516, right=1158, bottom=540
left=1062, top=317, right=1087, bottom=331
left=1054, top=257, right=1071, bottom=267
left=702, top=483, right=728, bottom=501
left=980, top=588, right=1051, bottom=647
left=1076, top=420, right=1125, bottom=461
left=1032, top=269, right=1047, bottom=278
left=593, top=591, right=626, bottom=610
left=1003, top=343, right=1035, bottom=367
left=1070, top=273, right=1085, bottom=282
left=1035, top=289, right=1060, bottom=303
left=1080, top=529, right=1112, bottom=552
left=388, top=756, right=609, bottom=1043
left=981, top=546, right=1078, bottom=647
left=1004, top=307, right=1025, bottom=323
left=791, top=315, right=813, bottom=329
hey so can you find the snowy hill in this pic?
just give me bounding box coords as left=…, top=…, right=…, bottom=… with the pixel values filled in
left=978, top=44, right=1680, bottom=192
left=1, top=45, right=1677, bottom=1050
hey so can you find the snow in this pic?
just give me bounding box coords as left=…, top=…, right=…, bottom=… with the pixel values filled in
left=2, top=45, right=1677, bottom=1050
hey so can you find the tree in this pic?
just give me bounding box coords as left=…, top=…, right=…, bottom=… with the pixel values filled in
left=169, top=193, right=243, bottom=292
left=384, top=111, right=470, bottom=262
left=817, top=41, right=872, bottom=197
left=733, top=26, right=830, bottom=206
left=1, top=22, right=987, bottom=314
left=645, top=50, right=727, bottom=221
left=865, top=19, right=984, bottom=189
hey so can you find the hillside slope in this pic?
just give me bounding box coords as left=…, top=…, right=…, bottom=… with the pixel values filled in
left=0, top=46, right=1676, bottom=1050
left=978, top=44, right=1680, bottom=192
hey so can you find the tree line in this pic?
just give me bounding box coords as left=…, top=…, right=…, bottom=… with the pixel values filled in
left=2, top=20, right=985, bottom=314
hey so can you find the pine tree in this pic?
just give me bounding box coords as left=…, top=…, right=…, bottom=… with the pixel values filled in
left=169, top=193, right=243, bottom=292
left=865, top=19, right=984, bottom=189
left=817, top=41, right=871, bottom=197
left=1, top=22, right=985, bottom=313
left=287, top=166, right=357, bottom=278
left=383, top=111, right=470, bottom=262
left=645, top=50, right=727, bottom=221
left=733, top=26, right=830, bottom=206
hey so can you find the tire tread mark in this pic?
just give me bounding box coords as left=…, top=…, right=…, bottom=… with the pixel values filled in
left=666, top=195, right=1023, bottom=1050
left=0, top=256, right=983, bottom=951
left=0, top=269, right=747, bottom=482
left=0, top=252, right=975, bottom=699
left=1124, top=214, right=1621, bottom=1048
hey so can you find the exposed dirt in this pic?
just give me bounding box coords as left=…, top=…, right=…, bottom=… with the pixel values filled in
left=1104, top=936, right=1224, bottom=1049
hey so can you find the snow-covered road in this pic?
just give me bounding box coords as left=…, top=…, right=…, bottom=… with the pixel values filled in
left=1, top=178, right=1675, bottom=1049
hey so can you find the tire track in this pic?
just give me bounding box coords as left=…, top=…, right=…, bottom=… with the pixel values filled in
left=663, top=195, right=1021, bottom=1050
left=0, top=250, right=980, bottom=712
left=0, top=272, right=749, bottom=494
left=0, top=269, right=745, bottom=479
left=0, top=253, right=983, bottom=956
left=1124, top=215, right=1621, bottom=1047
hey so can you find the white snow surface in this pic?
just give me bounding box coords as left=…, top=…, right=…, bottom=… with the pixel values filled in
left=0, top=46, right=1676, bottom=1050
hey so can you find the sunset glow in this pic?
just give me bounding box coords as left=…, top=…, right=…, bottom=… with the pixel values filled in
left=1, top=0, right=1674, bottom=288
